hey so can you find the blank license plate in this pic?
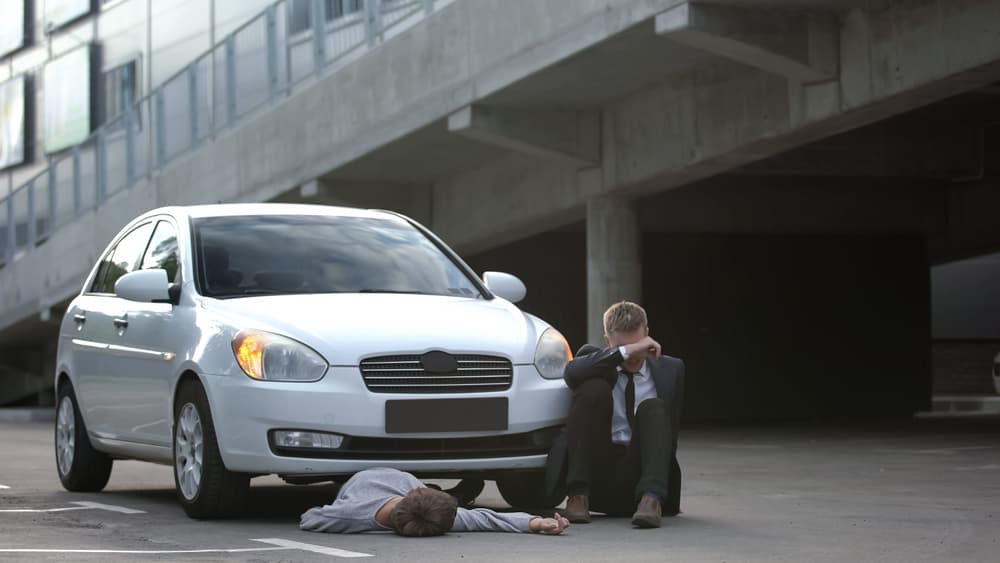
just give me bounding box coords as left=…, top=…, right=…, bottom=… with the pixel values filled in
left=385, top=398, right=509, bottom=434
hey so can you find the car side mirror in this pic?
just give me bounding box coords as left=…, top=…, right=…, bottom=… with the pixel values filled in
left=115, top=269, right=172, bottom=303
left=483, top=271, right=527, bottom=303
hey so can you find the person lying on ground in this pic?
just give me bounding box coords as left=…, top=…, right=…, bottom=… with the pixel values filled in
left=300, top=467, right=570, bottom=537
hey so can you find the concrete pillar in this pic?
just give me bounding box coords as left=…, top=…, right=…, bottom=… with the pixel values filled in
left=586, top=195, right=642, bottom=345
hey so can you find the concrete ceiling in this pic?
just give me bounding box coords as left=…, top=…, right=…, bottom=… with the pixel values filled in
left=325, top=16, right=721, bottom=181
left=483, top=21, right=715, bottom=110
left=322, top=120, right=503, bottom=183
left=699, top=0, right=872, bottom=7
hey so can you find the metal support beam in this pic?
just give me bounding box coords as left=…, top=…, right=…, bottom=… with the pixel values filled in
left=448, top=105, right=600, bottom=167
left=188, top=63, right=200, bottom=146
left=47, top=165, right=57, bottom=230
left=266, top=5, right=279, bottom=98
left=71, top=147, right=81, bottom=215
left=25, top=181, right=35, bottom=247
left=225, top=35, right=238, bottom=125
left=95, top=129, right=107, bottom=203
left=656, top=2, right=838, bottom=83
left=4, top=198, right=12, bottom=261
left=155, top=91, right=167, bottom=165
left=312, top=0, right=327, bottom=73
left=125, top=108, right=136, bottom=185
left=364, top=0, right=381, bottom=48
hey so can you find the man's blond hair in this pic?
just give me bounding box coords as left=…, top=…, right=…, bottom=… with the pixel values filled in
left=603, top=300, right=648, bottom=336
left=390, top=488, right=458, bottom=537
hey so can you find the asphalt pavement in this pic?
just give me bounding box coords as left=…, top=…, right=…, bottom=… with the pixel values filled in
left=1, top=418, right=999, bottom=562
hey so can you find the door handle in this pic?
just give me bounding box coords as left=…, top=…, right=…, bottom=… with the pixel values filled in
left=113, top=317, right=129, bottom=329
left=73, top=313, right=86, bottom=323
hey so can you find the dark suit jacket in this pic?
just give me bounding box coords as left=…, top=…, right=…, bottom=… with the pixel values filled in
left=545, top=343, right=685, bottom=511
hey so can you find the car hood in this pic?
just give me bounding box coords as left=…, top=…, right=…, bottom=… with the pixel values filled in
left=203, top=293, right=546, bottom=365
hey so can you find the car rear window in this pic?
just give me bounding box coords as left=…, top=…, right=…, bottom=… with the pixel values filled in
left=192, top=214, right=484, bottom=299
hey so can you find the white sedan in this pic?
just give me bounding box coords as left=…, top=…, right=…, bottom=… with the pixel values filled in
left=54, top=204, right=572, bottom=518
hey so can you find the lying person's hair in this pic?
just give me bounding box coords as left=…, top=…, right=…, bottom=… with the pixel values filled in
left=390, top=487, right=458, bottom=537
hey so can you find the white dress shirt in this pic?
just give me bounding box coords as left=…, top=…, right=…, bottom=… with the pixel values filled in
left=611, top=346, right=658, bottom=445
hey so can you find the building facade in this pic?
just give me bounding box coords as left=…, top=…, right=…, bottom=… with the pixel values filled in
left=2, top=0, right=1000, bottom=416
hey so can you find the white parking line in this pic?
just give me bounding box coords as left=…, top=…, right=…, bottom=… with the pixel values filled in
left=71, top=501, right=147, bottom=514
left=0, top=501, right=146, bottom=514
left=252, top=538, right=374, bottom=558
left=0, top=484, right=9, bottom=489
left=0, top=547, right=292, bottom=555
left=0, top=538, right=373, bottom=558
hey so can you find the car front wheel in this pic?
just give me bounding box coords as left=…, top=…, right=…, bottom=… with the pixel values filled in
left=55, top=383, right=114, bottom=492
left=173, top=381, right=249, bottom=519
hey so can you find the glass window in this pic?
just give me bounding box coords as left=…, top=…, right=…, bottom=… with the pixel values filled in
left=193, top=214, right=483, bottom=299
left=90, top=222, right=154, bottom=294
left=288, top=0, right=311, bottom=34
left=329, top=0, right=363, bottom=19
left=103, top=59, right=137, bottom=125
left=289, top=0, right=364, bottom=34
left=141, top=220, right=180, bottom=282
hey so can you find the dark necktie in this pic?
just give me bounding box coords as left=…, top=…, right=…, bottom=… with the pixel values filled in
left=624, top=371, right=637, bottom=429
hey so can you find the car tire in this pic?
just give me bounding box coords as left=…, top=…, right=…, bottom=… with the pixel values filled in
left=496, top=470, right=565, bottom=510
left=55, top=382, right=113, bottom=492
left=173, top=381, right=249, bottom=519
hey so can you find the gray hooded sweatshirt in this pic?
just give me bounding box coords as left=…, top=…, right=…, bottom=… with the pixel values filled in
left=300, top=468, right=535, bottom=534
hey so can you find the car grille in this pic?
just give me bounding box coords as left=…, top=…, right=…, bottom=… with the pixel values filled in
left=271, top=427, right=562, bottom=460
left=359, top=354, right=513, bottom=393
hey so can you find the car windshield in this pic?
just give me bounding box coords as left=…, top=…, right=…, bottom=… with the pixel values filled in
left=192, top=214, right=484, bottom=299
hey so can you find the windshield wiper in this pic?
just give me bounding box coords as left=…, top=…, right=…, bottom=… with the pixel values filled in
left=215, top=288, right=303, bottom=298
left=358, top=289, right=434, bottom=295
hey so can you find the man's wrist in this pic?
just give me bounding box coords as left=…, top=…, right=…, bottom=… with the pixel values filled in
left=618, top=345, right=630, bottom=360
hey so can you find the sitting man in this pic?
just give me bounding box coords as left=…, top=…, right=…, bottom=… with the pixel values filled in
left=549, top=300, right=685, bottom=528
left=300, top=467, right=570, bottom=536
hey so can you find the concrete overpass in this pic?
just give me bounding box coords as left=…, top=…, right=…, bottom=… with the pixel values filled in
left=3, top=0, right=1000, bottom=418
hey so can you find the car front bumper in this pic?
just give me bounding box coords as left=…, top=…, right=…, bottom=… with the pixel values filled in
left=204, top=365, right=571, bottom=475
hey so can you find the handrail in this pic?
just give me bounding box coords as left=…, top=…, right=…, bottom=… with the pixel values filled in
left=0, top=0, right=441, bottom=267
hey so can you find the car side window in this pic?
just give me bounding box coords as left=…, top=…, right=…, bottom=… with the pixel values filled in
left=90, top=222, right=155, bottom=294
left=141, top=221, right=180, bottom=283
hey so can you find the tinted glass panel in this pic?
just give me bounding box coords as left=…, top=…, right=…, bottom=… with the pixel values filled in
left=288, top=0, right=310, bottom=33
left=193, top=215, right=482, bottom=299
left=141, top=220, right=180, bottom=282
left=103, top=60, right=137, bottom=125
left=91, top=222, right=154, bottom=293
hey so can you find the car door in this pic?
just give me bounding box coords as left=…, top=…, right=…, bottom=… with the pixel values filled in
left=74, top=221, right=155, bottom=440
left=110, top=219, right=182, bottom=446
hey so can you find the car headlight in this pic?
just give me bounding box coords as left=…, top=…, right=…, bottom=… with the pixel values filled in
left=231, top=329, right=328, bottom=382
left=534, top=327, right=573, bottom=380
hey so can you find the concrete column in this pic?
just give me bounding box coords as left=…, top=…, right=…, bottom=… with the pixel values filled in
left=586, top=195, right=642, bottom=345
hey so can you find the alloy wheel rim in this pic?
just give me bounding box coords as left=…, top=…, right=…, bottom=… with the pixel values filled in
left=174, top=403, right=204, bottom=501
left=56, top=396, right=76, bottom=476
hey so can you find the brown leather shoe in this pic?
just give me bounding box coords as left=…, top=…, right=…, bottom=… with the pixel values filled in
left=631, top=494, right=661, bottom=528
left=564, top=495, right=591, bottom=523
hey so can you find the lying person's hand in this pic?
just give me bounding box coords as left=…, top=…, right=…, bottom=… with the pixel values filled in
left=529, top=513, right=570, bottom=535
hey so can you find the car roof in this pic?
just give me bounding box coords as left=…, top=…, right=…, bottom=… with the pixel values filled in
left=141, top=203, right=404, bottom=222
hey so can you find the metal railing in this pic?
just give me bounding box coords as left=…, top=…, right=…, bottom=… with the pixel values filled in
left=0, top=0, right=439, bottom=268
